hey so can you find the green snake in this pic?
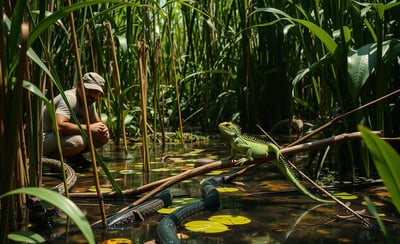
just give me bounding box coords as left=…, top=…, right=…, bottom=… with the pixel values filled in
left=156, top=176, right=222, bottom=243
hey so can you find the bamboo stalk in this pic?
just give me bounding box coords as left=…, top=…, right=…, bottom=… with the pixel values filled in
left=66, top=0, right=107, bottom=227
left=166, top=17, right=184, bottom=146
left=137, top=40, right=150, bottom=182
left=15, top=22, right=29, bottom=226
left=105, top=22, right=128, bottom=154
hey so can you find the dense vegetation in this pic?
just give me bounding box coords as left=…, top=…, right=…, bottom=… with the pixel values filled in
left=1, top=0, right=400, bottom=242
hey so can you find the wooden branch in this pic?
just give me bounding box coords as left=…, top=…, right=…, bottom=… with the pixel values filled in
left=71, top=130, right=381, bottom=199
left=281, top=131, right=381, bottom=156
left=287, top=88, right=400, bottom=147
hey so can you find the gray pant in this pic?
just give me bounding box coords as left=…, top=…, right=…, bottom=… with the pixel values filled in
left=42, top=132, right=86, bottom=156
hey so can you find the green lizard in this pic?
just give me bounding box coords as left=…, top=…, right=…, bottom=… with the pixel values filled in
left=218, top=121, right=333, bottom=203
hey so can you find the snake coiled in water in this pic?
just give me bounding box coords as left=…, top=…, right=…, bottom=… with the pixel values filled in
left=156, top=176, right=222, bottom=243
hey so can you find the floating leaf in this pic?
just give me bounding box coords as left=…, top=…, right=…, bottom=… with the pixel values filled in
left=216, top=187, right=239, bottom=193
left=376, top=191, right=390, bottom=198
left=157, top=206, right=181, bottom=214
left=208, top=215, right=251, bottom=225
left=337, top=237, right=353, bottom=243
left=101, top=238, right=132, bottom=244
left=8, top=231, right=46, bottom=243
left=316, top=229, right=330, bottom=235
left=173, top=197, right=198, bottom=204
left=88, top=187, right=113, bottom=193
left=361, top=200, right=385, bottom=207
left=332, top=192, right=358, bottom=200
left=119, top=169, right=135, bottom=175
left=206, top=170, right=224, bottom=175
left=132, top=163, right=143, bottom=168
left=181, top=180, right=193, bottom=183
left=205, top=154, right=219, bottom=159
left=184, top=220, right=229, bottom=233
left=185, top=149, right=205, bottom=156
left=151, top=168, right=171, bottom=172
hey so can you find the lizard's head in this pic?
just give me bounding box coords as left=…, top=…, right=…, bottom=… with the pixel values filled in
left=218, top=122, right=241, bottom=138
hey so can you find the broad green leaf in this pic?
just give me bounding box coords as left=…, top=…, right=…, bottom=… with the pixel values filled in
left=347, top=44, right=377, bottom=99
left=1, top=188, right=94, bottom=244
left=359, top=125, right=400, bottom=214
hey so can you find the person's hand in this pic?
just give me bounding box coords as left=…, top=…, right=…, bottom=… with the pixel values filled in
left=91, top=122, right=109, bottom=138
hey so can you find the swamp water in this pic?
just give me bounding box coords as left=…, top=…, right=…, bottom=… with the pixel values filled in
left=41, top=138, right=400, bottom=243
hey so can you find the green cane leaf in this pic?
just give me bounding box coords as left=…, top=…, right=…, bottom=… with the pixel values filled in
left=359, top=125, right=400, bottom=213
left=1, top=188, right=94, bottom=244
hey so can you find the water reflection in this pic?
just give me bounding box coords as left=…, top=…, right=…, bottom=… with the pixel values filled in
left=44, top=140, right=400, bottom=243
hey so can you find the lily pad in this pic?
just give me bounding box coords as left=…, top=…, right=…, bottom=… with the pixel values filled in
left=208, top=215, right=251, bottom=225
left=119, top=169, right=136, bottom=175
left=185, top=149, right=205, bottom=156
left=101, top=238, right=132, bottom=244
left=151, top=168, right=171, bottom=172
left=206, top=170, right=224, bottom=175
left=88, top=187, right=113, bottom=193
left=216, top=187, right=239, bottom=193
left=7, top=231, right=46, bottom=243
left=361, top=200, right=385, bottom=207
left=184, top=220, right=229, bottom=233
left=332, top=192, right=358, bottom=200
left=157, top=206, right=181, bottom=214
left=173, top=197, right=198, bottom=204
left=205, top=154, right=219, bottom=159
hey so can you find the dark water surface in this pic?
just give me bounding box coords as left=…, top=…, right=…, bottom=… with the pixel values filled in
left=44, top=139, right=400, bottom=243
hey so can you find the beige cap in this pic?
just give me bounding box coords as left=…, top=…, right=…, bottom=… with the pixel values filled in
left=82, top=72, right=105, bottom=93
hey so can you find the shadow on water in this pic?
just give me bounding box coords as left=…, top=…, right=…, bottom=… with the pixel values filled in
left=40, top=138, right=400, bottom=244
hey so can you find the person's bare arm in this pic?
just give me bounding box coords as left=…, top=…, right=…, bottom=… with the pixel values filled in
left=56, top=113, right=108, bottom=137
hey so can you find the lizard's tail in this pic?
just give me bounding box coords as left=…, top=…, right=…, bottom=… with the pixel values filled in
left=273, top=155, right=333, bottom=203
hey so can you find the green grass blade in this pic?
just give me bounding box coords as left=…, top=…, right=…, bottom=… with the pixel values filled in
left=1, top=187, right=95, bottom=244
left=365, top=197, right=393, bottom=244
left=359, top=125, right=400, bottom=213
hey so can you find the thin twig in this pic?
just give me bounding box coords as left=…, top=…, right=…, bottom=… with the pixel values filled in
left=257, top=124, right=373, bottom=227
left=287, top=88, right=400, bottom=147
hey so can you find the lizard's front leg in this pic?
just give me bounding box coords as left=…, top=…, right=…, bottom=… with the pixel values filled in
left=236, top=147, right=254, bottom=165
